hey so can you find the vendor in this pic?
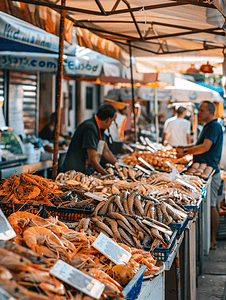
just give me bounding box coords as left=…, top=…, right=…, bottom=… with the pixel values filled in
left=176, top=101, right=223, bottom=250
left=62, top=103, right=118, bottom=175
left=39, top=112, right=56, bottom=142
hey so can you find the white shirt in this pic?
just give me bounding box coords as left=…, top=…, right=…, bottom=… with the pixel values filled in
left=105, top=113, right=127, bottom=142
left=163, top=117, right=191, bottom=147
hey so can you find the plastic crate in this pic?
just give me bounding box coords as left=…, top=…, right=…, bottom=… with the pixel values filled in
left=121, top=265, right=146, bottom=300
left=143, top=230, right=177, bottom=262
left=169, top=216, right=189, bottom=237
left=0, top=202, right=44, bottom=218
left=42, top=205, right=93, bottom=221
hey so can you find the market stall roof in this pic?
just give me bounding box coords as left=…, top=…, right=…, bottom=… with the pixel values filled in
left=165, top=77, right=224, bottom=102
left=2, top=0, right=226, bottom=71
left=0, top=11, right=125, bottom=77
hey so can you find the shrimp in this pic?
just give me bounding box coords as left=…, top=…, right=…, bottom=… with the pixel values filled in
left=0, top=279, right=50, bottom=300
left=7, top=211, right=51, bottom=235
left=59, top=227, right=88, bottom=243
left=82, top=267, right=123, bottom=291
left=23, top=226, right=71, bottom=260
left=0, top=247, right=32, bottom=272
left=16, top=268, right=65, bottom=295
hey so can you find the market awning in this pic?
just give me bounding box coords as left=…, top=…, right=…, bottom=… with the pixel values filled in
left=2, top=0, right=226, bottom=72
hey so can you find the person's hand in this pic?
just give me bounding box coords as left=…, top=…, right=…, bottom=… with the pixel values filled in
left=176, top=146, right=185, bottom=158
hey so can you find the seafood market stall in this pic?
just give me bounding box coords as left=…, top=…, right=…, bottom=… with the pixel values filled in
left=0, top=147, right=210, bottom=300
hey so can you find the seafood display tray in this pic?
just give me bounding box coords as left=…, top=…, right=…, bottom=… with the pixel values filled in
left=183, top=196, right=203, bottom=210
left=121, top=265, right=147, bottom=300
left=0, top=202, right=44, bottom=217
left=169, top=216, right=189, bottom=237
left=144, top=230, right=178, bottom=262
left=42, top=205, right=93, bottom=221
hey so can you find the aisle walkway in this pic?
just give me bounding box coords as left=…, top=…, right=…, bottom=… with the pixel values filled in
left=196, top=239, right=226, bottom=299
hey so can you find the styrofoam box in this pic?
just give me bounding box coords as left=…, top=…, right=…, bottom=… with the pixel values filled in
left=26, top=148, right=41, bottom=164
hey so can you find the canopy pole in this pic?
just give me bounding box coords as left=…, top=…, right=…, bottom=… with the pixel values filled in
left=52, top=0, right=66, bottom=179
left=154, top=88, right=159, bottom=144
left=129, top=41, right=137, bottom=142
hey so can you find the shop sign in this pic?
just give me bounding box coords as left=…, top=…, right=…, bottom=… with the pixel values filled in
left=0, top=11, right=59, bottom=53
left=65, top=57, right=102, bottom=76
left=0, top=53, right=57, bottom=72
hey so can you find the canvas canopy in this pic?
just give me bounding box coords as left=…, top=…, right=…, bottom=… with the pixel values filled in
left=0, top=11, right=125, bottom=77
left=1, top=0, right=226, bottom=73
left=106, top=78, right=224, bottom=103
left=0, top=0, right=225, bottom=72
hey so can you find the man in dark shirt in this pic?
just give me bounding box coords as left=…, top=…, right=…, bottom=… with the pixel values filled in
left=176, top=101, right=223, bottom=250
left=62, top=103, right=117, bottom=175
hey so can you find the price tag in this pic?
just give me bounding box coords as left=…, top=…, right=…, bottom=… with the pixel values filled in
left=0, top=287, right=16, bottom=300
left=142, top=219, right=173, bottom=236
left=138, top=157, right=156, bottom=171
left=0, top=209, right=16, bottom=241
left=50, top=260, right=105, bottom=299
left=84, top=192, right=107, bottom=202
left=92, top=232, right=131, bottom=265
left=135, top=164, right=151, bottom=175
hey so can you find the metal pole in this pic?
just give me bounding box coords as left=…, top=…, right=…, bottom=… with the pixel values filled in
left=52, top=0, right=66, bottom=179
left=183, top=228, right=188, bottom=300
left=129, top=41, right=137, bottom=142
left=154, top=88, right=159, bottom=144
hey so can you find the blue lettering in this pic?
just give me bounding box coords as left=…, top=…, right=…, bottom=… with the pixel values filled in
left=68, top=61, right=74, bottom=70
left=80, top=63, right=85, bottom=70
left=92, top=65, right=98, bottom=72
left=86, top=64, right=91, bottom=71
left=47, top=62, right=56, bottom=69
left=39, top=61, right=45, bottom=68
left=13, top=30, right=20, bottom=39
left=31, top=60, right=36, bottom=67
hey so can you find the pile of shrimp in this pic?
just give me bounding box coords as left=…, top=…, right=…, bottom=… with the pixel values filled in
left=0, top=173, right=62, bottom=205
left=7, top=211, right=160, bottom=292
left=1, top=240, right=124, bottom=300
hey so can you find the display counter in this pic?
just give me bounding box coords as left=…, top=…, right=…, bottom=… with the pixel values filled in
left=0, top=160, right=53, bottom=179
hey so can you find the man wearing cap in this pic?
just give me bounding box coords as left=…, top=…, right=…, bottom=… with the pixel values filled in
left=162, top=106, right=191, bottom=147
left=62, top=103, right=117, bottom=175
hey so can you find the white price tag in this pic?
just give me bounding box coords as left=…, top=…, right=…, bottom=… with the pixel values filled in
left=0, top=209, right=16, bottom=241
left=84, top=192, right=107, bottom=202
left=50, top=260, right=105, bottom=299
left=92, top=232, right=131, bottom=265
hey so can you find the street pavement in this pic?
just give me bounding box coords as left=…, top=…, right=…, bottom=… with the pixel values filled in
left=196, top=239, right=226, bottom=299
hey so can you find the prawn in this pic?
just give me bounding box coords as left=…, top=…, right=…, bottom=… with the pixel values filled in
left=82, top=267, right=123, bottom=291
left=23, top=226, right=71, bottom=260
left=59, top=227, right=88, bottom=243
left=7, top=211, right=51, bottom=235
left=0, top=247, right=32, bottom=272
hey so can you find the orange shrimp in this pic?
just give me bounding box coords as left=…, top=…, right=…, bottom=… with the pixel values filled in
left=23, top=226, right=71, bottom=260
left=59, top=227, right=88, bottom=243
left=7, top=211, right=51, bottom=235
left=82, top=267, right=123, bottom=291
left=117, top=243, right=131, bottom=253
left=0, top=247, right=32, bottom=272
